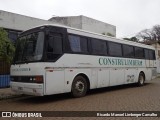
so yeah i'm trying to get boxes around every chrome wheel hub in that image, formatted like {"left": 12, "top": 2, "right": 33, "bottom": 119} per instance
{"left": 75, "top": 81, "right": 84, "bottom": 93}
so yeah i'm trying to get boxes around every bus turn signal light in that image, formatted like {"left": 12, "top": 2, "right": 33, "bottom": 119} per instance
{"left": 35, "top": 76, "right": 43, "bottom": 83}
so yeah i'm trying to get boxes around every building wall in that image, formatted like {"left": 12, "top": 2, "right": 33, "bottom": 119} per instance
{"left": 49, "top": 16, "right": 82, "bottom": 29}
{"left": 0, "top": 10, "right": 51, "bottom": 31}
{"left": 82, "top": 16, "right": 116, "bottom": 36}
{"left": 49, "top": 15, "right": 116, "bottom": 36}
{"left": 0, "top": 10, "right": 53, "bottom": 43}
{"left": 0, "top": 10, "right": 116, "bottom": 37}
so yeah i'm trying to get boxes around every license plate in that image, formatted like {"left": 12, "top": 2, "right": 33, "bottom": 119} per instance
{"left": 18, "top": 87, "right": 23, "bottom": 90}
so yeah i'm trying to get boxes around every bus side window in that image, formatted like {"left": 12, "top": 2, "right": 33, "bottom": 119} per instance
{"left": 91, "top": 38, "right": 107, "bottom": 55}
{"left": 108, "top": 42, "right": 122, "bottom": 57}
{"left": 123, "top": 44, "right": 134, "bottom": 58}
{"left": 135, "top": 47, "right": 144, "bottom": 59}
{"left": 68, "top": 35, "right": 88, "bottom": 54}
{"left": 47, "top": 33, "right": 62, "bottom": 60}
{"left": 69, "top": 35, "right": 81, "bottom": 52}
{"left": 144, "top": 49, "right": 149, "bottom": 60}
{"left": 149, "top": 50, "right": 156, "bottom": 60}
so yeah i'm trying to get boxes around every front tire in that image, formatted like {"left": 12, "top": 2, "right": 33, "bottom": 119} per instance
{"left": 71, "top": 76, "right": 88, "bottom": 97}
{"left": 137, "top": 73, "right": 145, "bottom": 86}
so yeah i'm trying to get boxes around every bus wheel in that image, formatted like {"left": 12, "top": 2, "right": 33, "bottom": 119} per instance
{"left": 71, "top": 76, "right": 87, "bottom": 97}
{"left": 137, "top": 73, "right": 145, "bottom": 86}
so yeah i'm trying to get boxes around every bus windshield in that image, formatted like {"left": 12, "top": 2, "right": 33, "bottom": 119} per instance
{"left": 14, "top": 31, "right": 44, "bottom": 63}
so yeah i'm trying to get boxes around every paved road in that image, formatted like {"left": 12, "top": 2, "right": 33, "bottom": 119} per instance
{"left": 0, "top": 77, "right": 160, "bottom": 120}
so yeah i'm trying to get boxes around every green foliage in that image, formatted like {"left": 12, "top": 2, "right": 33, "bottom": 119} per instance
{"left": 130, "top": 37, "right": 139, "bottom": 42}
{"left": 102, "top": 32, "right": 115, "bottom": 37}
{"left": 102, "top": 32, "right": 106, "bottom": 35}
{"left": 0, "top": 28, "right": 15, "bottom": 64}
{"left": 123, "top": 37, "right": 139, "bottom": 42}
{"left": 106, "top": 33, "right": 115, "bottom": 37}
{"left": 123, "top": 38, "right": 131, "bottom": 40}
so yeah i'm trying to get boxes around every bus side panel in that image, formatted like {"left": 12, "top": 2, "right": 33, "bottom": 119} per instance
{"left": 97, "top": 69, "right": 109, "bottom": 88}
{"left": 91, "top": 69, "right": 98, "bottom": 89}
{"left": 144, "top": 68, "right": 152, "bottom": 81}
{"left": 109, "top": 68, "right": 125, "bottom": 86}
{"left": 64, "top": 69, "right": 75, "bottom": 93}
{"left": 45, "top": 69, "right": 65, "bottom": 95}
{"left": 136, "top": 68, "right": 152, "bottom": 82}
{"left": 64, "top": 68, "right": 92, "bottom": 92}
{"left": 124, "top": 69, "right": 137, "bottom": 84}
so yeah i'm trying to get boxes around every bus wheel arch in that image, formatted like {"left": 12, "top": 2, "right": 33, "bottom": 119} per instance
{"left": 137, "top": 71, "right": 145, "bottom": 86}
{"left": 71, "top": 73, "right": 90, "bottom": 97}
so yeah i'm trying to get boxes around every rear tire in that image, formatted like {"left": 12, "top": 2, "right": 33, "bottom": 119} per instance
{"left": 71, "top": 76, "right": 88, "bottom": 97}
{"left": 137, "top": 73, "right": 145, "bottom": 86}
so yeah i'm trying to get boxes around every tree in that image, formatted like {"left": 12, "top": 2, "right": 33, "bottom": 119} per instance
{"left": 136, "top": 25, "right": 160, "bottom": 43}
{"left": 0, "top": 28, "right": 15, "bottom": 64}
{"left": 123, "top": 38, "right": 130, "bottom": 40}
{"left": 152, "top": 25, "right": 160, "bottom": 41}
{"left": 130, "top": 37, "right": 139, "bottom": 42}
{"left": 123, "top": 37, "right": 139, "bottom": 42}
{"left": 102, "top": 32, "right": 115, "bottom": 37}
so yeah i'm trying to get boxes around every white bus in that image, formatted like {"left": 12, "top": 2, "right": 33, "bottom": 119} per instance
{"left": 10, "top": 24, "right": 157, "bottom": 97}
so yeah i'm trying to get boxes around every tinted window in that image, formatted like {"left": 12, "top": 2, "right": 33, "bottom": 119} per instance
{"left": 108, "top": 42, "right": 122, "bottom": 57}
{"left": 135, "top": 47, "right": 144, "bottom": 58}
{"left": 8, "top": 31, "right": 18, "bottom": 43}
{"left": 69, "top": 35, "right": 88, "bottom": 53}
{"left": 47, "top": 33, "right": 62, "bottom": 60}
{"left": 144, "top": 49, "right": 149, "bottom": 59}
{"left": 123, "top": 45, "right": 134, "bottom": 57}
{"left": 80, "top": 37, "right": 88, "bottom": 53}
{"left": 149, "top": 50, "right": 156, "bottom": 60}
{"left": 69, "top": 35, "right": 81, "bottom": 52}
{"left": 15, "top": 32, "right": 44, "bottom": 63}
{"left": 91, "top": 39, "right": 107, "bottom": 55}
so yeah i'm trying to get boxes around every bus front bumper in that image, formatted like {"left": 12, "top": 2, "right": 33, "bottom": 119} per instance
{"left": 10, "top": 82, "right": 44, "bottom": 96}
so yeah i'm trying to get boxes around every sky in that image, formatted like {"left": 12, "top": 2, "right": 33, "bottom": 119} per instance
{"left": 0, "top": 0, "right": 160, "bottom": 38}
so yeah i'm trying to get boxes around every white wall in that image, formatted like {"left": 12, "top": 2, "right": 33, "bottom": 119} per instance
{"left": 49, "top": 15, "right": 116, "bottom": 36}
{"left": 82, "top": 16, "right": 116, "bottom": 36}
{"left": 49, "top": 16, "right": 82, "bottom": 29}
{"left": 0, "top": 10, "right": 116, "bottom": 36}
{"left": 0, "top": 10, "right": 51, "bottom": 31}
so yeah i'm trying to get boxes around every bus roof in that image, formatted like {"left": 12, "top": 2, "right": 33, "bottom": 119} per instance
{"left": 24, "top": 24, "right": 155, "bottom": 50}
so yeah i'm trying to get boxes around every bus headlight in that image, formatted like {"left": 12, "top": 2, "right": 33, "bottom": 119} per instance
{"left": 30, "top": 77, "right": 33, "bottom": 81}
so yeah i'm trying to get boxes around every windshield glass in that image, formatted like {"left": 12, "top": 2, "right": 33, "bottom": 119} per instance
{"left": 15, "top": 31, "right": 44, "bottom": 63}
